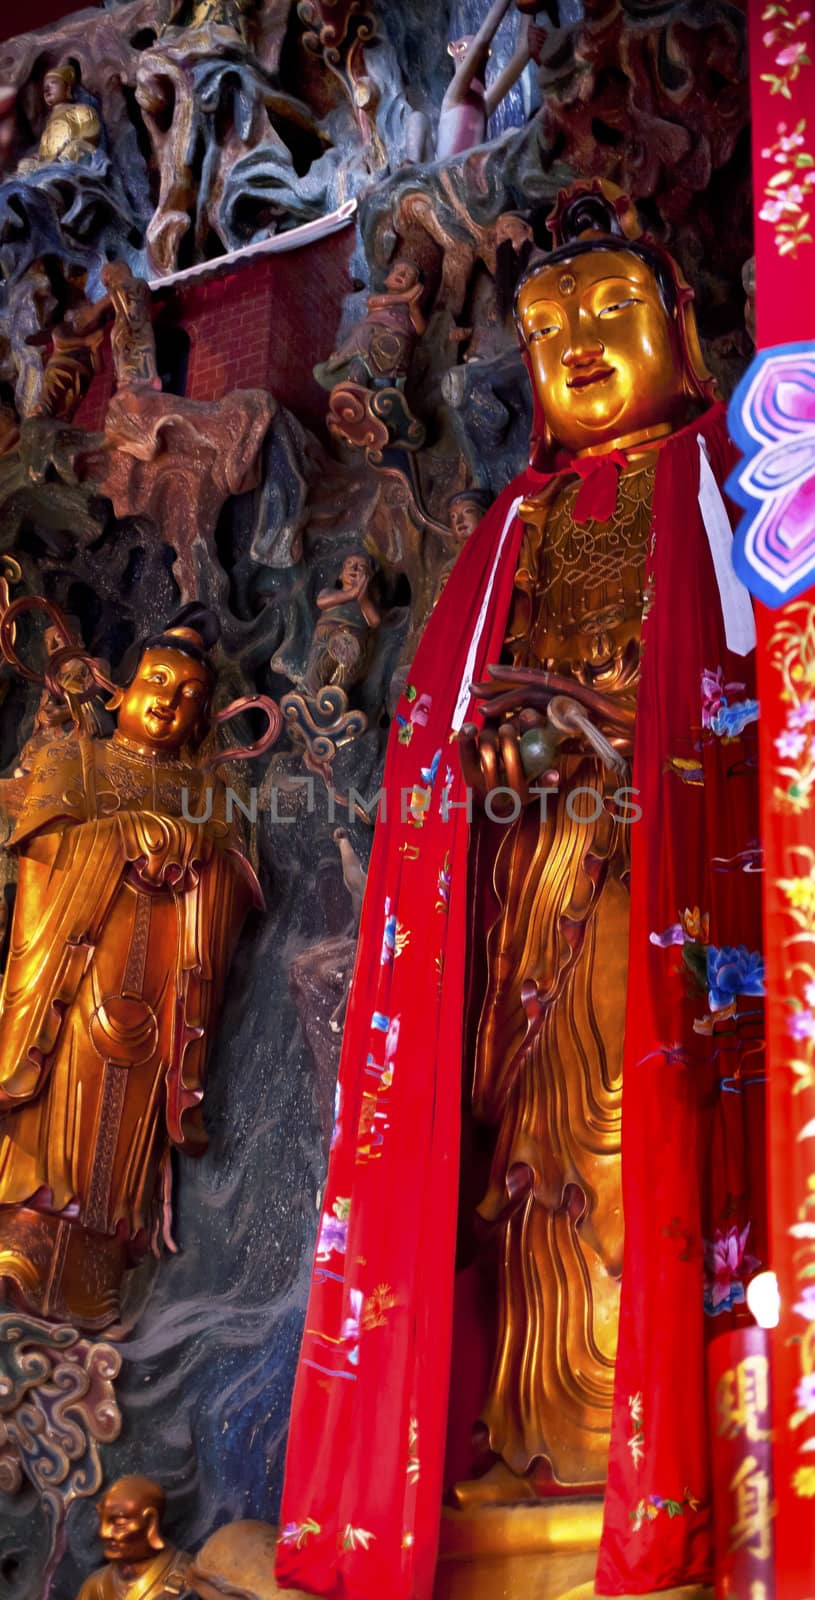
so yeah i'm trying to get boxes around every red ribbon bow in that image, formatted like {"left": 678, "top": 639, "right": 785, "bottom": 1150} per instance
{"left": 571, "top": 448, "right": 628, "bottom": 525}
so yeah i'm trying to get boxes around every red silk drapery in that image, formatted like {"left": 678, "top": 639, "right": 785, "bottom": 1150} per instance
{"left": 277, "top": 405, "right": 763, "bottom": 1599}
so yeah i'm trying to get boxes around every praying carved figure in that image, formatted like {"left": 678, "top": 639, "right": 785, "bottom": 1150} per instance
{"left": 0, "top": 603, "right": 275, "bottom": 1331}
{"left": 73, "top": 264, "right": 160, "bottom": 393}
{"left": 304, "top": 552, "right": 382, "bottom": 694}
{"left": 316, "top": 262, "right": 426, "bottom": 391}
{"left": 77, "top": 1476, "right": 192, "bottom": 1600}
{"left": 17, "top": 65, "right": 101, "bottom": 175}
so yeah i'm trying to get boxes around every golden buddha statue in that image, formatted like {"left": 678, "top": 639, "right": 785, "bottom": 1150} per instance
{"left": 77, "top": 1476, "right": 192, "bottom": 1600}
{"left": 454, "top": 183, "right": 716, "bottom": 1502}
{"left": 0, "top": 604, "right": 271, "bottom": 1332}
{"left": 17, "top": 64, "right": 101, "bottom": 174}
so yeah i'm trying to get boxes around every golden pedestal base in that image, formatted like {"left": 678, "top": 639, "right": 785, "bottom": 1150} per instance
{"left": 191, "top": 1511, "right": 713, "bottom": 1600}
{"left": 435, "top": 1501, "right": 713, "bottom": 1600}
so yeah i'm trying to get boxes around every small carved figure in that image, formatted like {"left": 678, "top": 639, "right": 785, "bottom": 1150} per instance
{"left": 73, "top": 263, "right": 160, "bottom": 393}
{"left": 333, "top": 826, "right": 367, "bottom": 927}
{"left": 448, "top": 488, "right": 491, "bottom": 544}
{"left": 77, "top": 1477, "right": 192, "bottom": 1600}
{"left": 28, "top": 313, "right": 106, "bottom": 423}
{"left": 448, "top": 211, "right": 535, "bottom": 364}
{"left": 162, "top": 0, "right": 253, "bottom": 40}
{"left": 433, "top": 488, "right": 491, "bottom": 606}
{"left": 17, "top": 65, "right": 101, "bottom": 175}
{"left": 14, "top": 618, "right": 109, "bottom": 776}
{"left": 304, "top": 552, "right": 381, "bottom": 694}
{"left": 436, "top": 0, "right": 538, "bottom": 159}
{"left": 316, "top": 262, "right": 426, "bottom": 391}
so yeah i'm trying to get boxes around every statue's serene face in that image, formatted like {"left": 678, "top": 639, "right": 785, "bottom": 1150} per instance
{"left": 43, "top": 74, "right": 70, "bottom": 109}
{"left": 449, "top": 498, "right": 483, "bottom": 542}
{"left": 98, "top": 1489, "right": 158, "bottom": 1564}
{"left": 117, "top": 646, "right": 210, "bottom": 755}
{"left": 517, "top": 247, "right": 688, "bottom": 454}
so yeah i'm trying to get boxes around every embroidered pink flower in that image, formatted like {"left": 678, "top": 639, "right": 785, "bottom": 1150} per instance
{"left": 789, "top": 1009, "right": 815, "bottom": 1040}
{"left": 793, "top": 1285, "right": 815, "bottom": 1321}
{"left": 703, "top": 1223, "right": 759, "bottom": 1315}
{"left": 777, "top": 728, "right": 808, "bottom": 758}
{"left": 789, "top": 700, "right": 815, "bottom": 729}
{"left": 777, "top": 40, "right": 809, "bottom": 67}
{"left": 760, "top": 199, "right": 789, "bottom": 224}
{"left": 796, "top": 1373, "right": 815, "bottom": 1414}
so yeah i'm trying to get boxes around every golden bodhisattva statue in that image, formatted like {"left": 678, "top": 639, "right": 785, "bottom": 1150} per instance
{"left": 77, "top": 1477, "right": 192, "bottom": 1600}
{"left": 455, "top": 183, "right": 717, "bottom": 1500}
{"left": 18, "top": 64, "right": 101, "bottom": 174}
{"left": 0, "top": 602, "right": 278, "bottom": 1331}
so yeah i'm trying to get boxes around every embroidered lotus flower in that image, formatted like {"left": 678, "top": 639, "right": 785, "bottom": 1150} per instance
{"left": 704, "top": 1223, "right": 759, "bottom": 1315}
{"left": 701, "top": 667, "right": 758, "bottom": 739}
{"left": 706, "top": 945, "right": 766, "bottom": 1011}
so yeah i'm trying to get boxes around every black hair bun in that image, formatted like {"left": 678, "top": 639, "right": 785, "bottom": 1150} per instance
{"left": 164, "top": 603, "right": 220, "bottom": 650}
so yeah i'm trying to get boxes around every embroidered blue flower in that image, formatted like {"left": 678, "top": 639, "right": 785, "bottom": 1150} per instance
{"left": 706, "top": 945, "right": 766, "bottom": 1012}
{"left": 709, "top": 699, "right": 760, "bottom": 738}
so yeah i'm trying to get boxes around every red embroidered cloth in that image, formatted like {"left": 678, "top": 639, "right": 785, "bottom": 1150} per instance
{"left": 277, "top": 404, "right": 763, "bottom": 1599}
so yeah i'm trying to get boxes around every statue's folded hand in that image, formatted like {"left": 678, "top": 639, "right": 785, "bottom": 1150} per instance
{"left": 459, "top": 709, "right": 559, "bottom": 812}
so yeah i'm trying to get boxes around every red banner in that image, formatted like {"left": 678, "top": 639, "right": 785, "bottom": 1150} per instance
{"left": 738, "top": 4, "right": 815, "bottom": 1594}
{"left": 708, "top": 1327, "right": 775, "bottom": 1599}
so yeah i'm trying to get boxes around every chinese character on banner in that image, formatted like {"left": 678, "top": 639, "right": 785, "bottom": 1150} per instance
{"left": 716, "top": 1354, "right": 772, "bottom": 1444}
{"left": 709, "top": 1328, "right": 775, "bottom": 1599}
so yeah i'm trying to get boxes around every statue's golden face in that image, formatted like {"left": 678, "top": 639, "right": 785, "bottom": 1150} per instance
{"left": 517, "top": 248, "right": 688, "bottom": 454}
{"left": 98, "top": 1489, "right": 159, "bottom": 1564}
{"left": 117, "top": 646, "right": 210, "bottom": 754}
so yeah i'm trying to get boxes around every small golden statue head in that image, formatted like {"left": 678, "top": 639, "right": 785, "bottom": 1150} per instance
{"left": 110, "top": 603, "right": 219, "bottom": 758}
{"left": 42, "top": 63, "right": 77, "bottom": 109}
{"left": 97, "top": 1476, "right": 168, "bottom": 1566}
{"left": 514, "top": 178, "right": 715, "bottom": 463}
